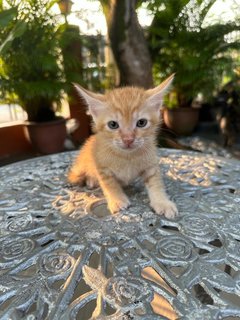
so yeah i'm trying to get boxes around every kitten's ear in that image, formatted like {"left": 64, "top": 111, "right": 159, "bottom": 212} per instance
{"left": 73, "top": 83, "right": 106, "bottom": 121}
{"left": 145, "top": 74, "right": 175, "bottom": 109}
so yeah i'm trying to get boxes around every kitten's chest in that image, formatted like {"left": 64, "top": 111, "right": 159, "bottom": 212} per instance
{"left": 111, "top": 156, "right": 146, "bottom": 185}
{"left": 117, "top": 164, "right": 138, "bottom": 185}
{"left": 95, "top": 142, "right": 157, "bottom": 185}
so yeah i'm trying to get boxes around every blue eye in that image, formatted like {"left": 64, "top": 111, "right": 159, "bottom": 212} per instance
{"left": 107, "top": 121, "right": 119, "bottom": 129}
{"left": 136, "top": 119, "right": 148, "bottom": 128}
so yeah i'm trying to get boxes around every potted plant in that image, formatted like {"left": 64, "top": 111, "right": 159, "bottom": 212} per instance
{"left": 0, "top": 0, "right": 67, "bottom": 154}
{"left": 147, "top": 0, "right": 240, "bottom": 135}
{"left": 162, "top": 90, "right": 200, "bottom": 136}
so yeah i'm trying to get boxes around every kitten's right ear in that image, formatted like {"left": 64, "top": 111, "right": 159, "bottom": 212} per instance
{"left": 145, "top": 74, "right": 175, "bottom": 110}
{"left": 73, "top": 83, "right": 106, "bottom": 121}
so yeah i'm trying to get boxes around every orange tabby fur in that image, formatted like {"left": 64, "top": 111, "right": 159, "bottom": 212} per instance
{"left": 68, "top": 75, "right": 178, "bottom": 218}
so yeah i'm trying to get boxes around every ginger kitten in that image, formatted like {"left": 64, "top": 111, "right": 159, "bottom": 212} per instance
{"left": 68, "top": 74, "right": 178, "bottom": 219}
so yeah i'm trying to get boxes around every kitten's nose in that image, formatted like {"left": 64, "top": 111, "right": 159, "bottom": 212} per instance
{"left": 122, "top": 136, "right": 135, "bottom": 147}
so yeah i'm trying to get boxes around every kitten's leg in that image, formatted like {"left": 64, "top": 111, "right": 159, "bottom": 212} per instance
{"left": 68, "top": 165, "right": 86, "bottom": 185}
{"left": 86, "top": 176, "right": 99, "bottom": 189}
{"left": 68, "top": 153, "right": 87, "bottom": 186}
{"left": 68, "top": 165, "right": 98, "bottom": 189}
{"left": 98, "top": 169, "right": 130, "bottom": 214}
{"left": 143, "top": 166, "right": 178, "bottom": 219}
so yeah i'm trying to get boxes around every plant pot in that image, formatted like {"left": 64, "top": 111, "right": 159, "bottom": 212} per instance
{"left": 163, "top": 107, "right": 199, "bottom": 136}
{"left": 24, "top": 117, "right": 67, "bottom": 154}
{"left": 68, "top": 88, "right": 92, "bottom": 145}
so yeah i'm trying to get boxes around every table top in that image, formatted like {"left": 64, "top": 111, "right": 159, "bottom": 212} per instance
{"left": 0, "top": 149, "right": 240, "bottom": 320}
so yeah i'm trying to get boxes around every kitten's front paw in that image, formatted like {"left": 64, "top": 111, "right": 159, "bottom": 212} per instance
{"left": 68, "top": 171, "right": 78, "bottom": 184}
{"left": 108, "top": 195, "right": 130, "bottom": 214}
{"left": 151, "top": 199, "right": 178, "bottom": 219}
{"left": 68, "top": 170, "right": 84, "bottom": 185}
{"left": 86, "top": 176, "right": 99, "bottom": 189}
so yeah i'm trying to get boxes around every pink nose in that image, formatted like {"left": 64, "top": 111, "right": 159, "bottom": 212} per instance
{"left": 122, "top": 137, "right": 134, "bottom": 147}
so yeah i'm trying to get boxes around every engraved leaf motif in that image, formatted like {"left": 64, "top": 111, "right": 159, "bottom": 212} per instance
{"left": 82, "top": 265, "right": 108, "bottom": 291}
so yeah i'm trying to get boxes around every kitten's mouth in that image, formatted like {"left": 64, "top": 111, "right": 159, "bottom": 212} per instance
{"left": 119, "top": 142, "right": 143, "bottom": 151}
{"left": 121, "top": 145, "right": 136, "bottom": 150}
{"left": 114, "top": 143, "right": 136, "bottom": 151}
{"left": 114, "top": 140, "right": 143, "bottom": 151}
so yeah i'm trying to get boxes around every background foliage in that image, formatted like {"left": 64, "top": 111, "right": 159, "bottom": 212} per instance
{"left": 0, "top": 0, "right": 67, "bottom": 121}
{"left": 0, "top": 0, "right": 239, "bottom": 119}
{"left": 146, "top": 0, "right": 240, "bottom": 107}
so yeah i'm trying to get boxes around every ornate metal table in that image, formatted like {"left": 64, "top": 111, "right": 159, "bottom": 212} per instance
{"left": 0, "top": 149, "right": 240, "bottom": 320}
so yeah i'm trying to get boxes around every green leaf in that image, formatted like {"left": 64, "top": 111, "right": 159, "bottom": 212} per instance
{"left": 0, "top": 21, "right": 27, "bottom": 54}
{"left": 0, "top": 7, "right": 18, "bottom": 27}
{"left": 46, "top": 0, "right": 59, "bottom": 11}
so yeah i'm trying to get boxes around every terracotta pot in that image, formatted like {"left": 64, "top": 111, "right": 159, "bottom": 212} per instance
{"left": 68, "top": 88, "right": 92, "bottom": 145}
{"left": 163, "top": 107, "right": 199, "bottom": 136}
{"left": 24, "top": 118, "right": 67, "bottom": 154}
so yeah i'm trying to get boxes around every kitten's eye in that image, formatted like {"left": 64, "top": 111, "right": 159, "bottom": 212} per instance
{"left": 136, "top": 118, "right": 148, "bottom": 128}
{"left": 107, "top": 120, "right": 119, "bottom": 129}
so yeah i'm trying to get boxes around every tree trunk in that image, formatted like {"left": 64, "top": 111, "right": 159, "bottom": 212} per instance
{"left": 101, "top": 0, "right": 153, "bottom": 89}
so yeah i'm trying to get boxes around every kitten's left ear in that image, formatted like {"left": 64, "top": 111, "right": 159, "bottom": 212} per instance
{"left": 145, "top": 73, "right": 175, "bottom": 109}
{"left": 73, "top": 83, "right": 106, "bottom": 121}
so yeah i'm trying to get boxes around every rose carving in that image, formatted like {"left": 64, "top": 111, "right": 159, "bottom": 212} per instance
{"left": 0, "top": 236, "right": 35, "bottom": 261}
{"left": 157, "top": 235, "right": 193, "bottom": 261}
{"left": 103, "top": 276, "right": 153, "bottom": 308}
{"left": 82, "top": 265, "right": 153, "bottom": 309}
{"left": 179, "top": 215, "right": 218, "bottom": 242}
{"left": 39, "top": 252, "right": 75, "bottom": 276}
{"left": 6, "top": 214, "right": 32, "bottom": 232}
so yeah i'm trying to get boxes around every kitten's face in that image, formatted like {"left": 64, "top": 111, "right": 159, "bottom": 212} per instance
{"left": 94, "top": 88, "right": 160, "bottom": 151}
{"left": 74, "top": 74, "right": 174, "bottom": 152}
